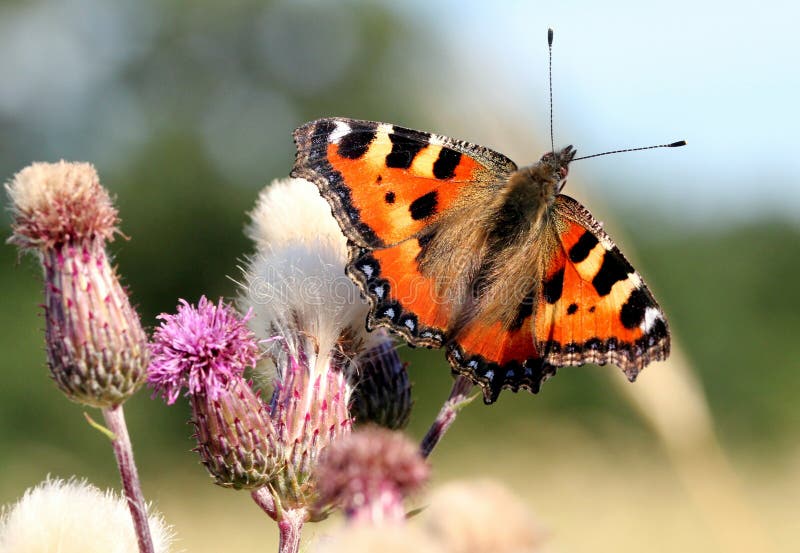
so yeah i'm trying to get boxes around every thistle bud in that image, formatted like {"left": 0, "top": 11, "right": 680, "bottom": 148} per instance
{"left": 191, "top": 377, "right": 278, "bottom": 490}
{"left": 351, "top": 330, "right": 412, "bottom": 430}
{"left": 314, "top": 427, "right": 429, "bottom": 524}
{"left": 6, "top": 161, "right": 148, "bottom": 407}
{"left": 148, "top": 297, "right": 277, "bottom": 489}
{"left": 266, "top": 351, "right": 352, "bottom": 511}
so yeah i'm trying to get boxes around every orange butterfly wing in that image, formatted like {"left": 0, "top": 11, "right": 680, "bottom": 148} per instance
{"left": 534, "top": 195, "right": 670, "bottom": 377}
{"left": 293, "top": 118, "right": 515, "bottom": 247}
{"left": 446, "top": 195, "right": 669, "bottom": 403}
{"left": 446, "top": 318, "right": 557, "bottom": 403}
{"left": 292, "top": 118, "right": 515, "bottom": 347}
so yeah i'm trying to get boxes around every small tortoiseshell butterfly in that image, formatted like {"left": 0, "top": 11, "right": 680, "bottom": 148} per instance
{"left": 290, "top": 73, "right": 685, "bottom": 404}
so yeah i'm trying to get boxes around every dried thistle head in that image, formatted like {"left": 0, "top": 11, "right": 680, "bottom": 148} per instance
{"left": 6, "top": 161, "right": 118, "bottom": 251}
{"left": 313, "top": 525, "right": 445, "bottom": 553}
{"left": 6, "top": 161, "right": 148, "bottom": 407}
{"left": 0, "top": 477, "right": 174, "bottom": 553}
{"left": 422, "top": 479, "right": 544, "bottom": 553}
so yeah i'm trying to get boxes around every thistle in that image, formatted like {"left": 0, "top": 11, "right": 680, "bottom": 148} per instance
{"left": 6, "top": 161, "right": 155, "bottom": 552}
{"left": 6, "top": 161, "right": 148, "bottom": 407}
{"left": 148, "top": 297, "right": 278, "bottom": 490}
{"left": 422, "top": 479, "right": 544, "bottom": 553}
{"left": 242, "top": 178, "right": 395, "bottom": 548}
{"left": 314, "top": 427, "right": 429, "bottom": 524}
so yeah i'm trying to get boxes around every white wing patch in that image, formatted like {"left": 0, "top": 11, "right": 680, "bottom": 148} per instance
{"left": 641, "top": 306, "right": 662, "bottom": 333}
{"left": 329, "top": 120, "right": 352, "bottom": 144}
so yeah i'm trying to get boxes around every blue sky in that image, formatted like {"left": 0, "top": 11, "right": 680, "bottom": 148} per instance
{"left": 393, "top": 0, "right": 800, "bottom": 226}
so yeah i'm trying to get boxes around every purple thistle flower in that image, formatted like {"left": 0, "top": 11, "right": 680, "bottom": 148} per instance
{"left": 148, "top": 297, "right": 260, "bottom": 404}
{"left": 149, "top": 297, "right": 277, "bottom": 489}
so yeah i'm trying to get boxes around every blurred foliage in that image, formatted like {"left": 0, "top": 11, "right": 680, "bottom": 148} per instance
{"left": 0, "top": 0, "right": 798, "bottom": 508}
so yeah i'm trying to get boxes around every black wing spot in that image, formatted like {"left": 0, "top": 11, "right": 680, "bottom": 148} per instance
{"left": 432, "top": 148, "right": 462, "bottom": 179}
{"left": 620, "top": 288, "right": 653, "bottom": 329}
{"left": 567, "top": 303, "right": 578, "bottom": 315}
{"left": 409, "top": 191, "right": 438, "bottom": 220}
{"left": 543, "top": 268, "right": 564, "bottom": 304}
{"left": 592, "top": 250, "right": 634, "bottom": 296}
{"left": 338, "top": 129, "right": 376, "bottom": 159}
{"left": 384, "top": 191, "right": 396, "bottom": 204}
{"left": 385, "top": 129, "right": 428, "bottom": 169}
{"left": 569, "top": 231, "right": 599, "bottom": 263}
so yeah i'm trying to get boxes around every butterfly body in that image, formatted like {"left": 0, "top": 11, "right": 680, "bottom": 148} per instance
{"left": 292, "top": 118, "right": 669, "bottom": 402}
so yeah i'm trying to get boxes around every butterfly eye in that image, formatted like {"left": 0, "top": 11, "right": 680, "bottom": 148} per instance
{"left": 559, "top": 166, "right": 569, "bottom": 180}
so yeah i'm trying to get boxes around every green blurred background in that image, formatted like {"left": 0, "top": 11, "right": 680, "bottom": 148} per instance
{"left": 1, "top": 1, "right": 798, "bottom": 552}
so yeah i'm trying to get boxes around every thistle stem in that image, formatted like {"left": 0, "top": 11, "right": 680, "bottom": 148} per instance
{"left": 277, "top": 508, "right": 306, "bottom": 553}
{"left": 420, "top": 375, "right": 475, "bottom": 458}
{"left": 102, "top": 405, "right": 154, "bottom": 553}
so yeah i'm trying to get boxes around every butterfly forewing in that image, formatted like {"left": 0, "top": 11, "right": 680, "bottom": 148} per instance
{"left": 292, "top": 118, "right": 515, "bottom": 248}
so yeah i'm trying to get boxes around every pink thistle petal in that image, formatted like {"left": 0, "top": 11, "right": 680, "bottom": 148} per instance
{"left": 148, "top": 297, "right": 260, "bottom": 404}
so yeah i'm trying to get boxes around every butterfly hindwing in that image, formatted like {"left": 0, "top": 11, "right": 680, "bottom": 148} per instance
{"left": 348, "top": 240, "right": 449, "bottom": 348}
{"left": 446, "top": 319, "right": 557, "bottom": 403}
{"left": 534, "top": 194, "right": 670, "bottom": 379}
{"left": 443, "top": 194, "right": 669, "bottom": 403}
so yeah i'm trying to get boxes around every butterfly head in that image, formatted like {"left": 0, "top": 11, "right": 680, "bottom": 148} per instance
{"left": 539, "top": 145, "right": 576, "bottom": 193}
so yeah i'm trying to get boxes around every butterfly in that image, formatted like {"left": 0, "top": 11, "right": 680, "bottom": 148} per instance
{"left": 291, "top": 118, "right": 670, "bottom": 403}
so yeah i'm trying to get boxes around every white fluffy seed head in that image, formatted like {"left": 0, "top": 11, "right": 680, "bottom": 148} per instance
{"left": 0, "top": 478, "right": 174, "bottom": 553}
{"left": 246, "top": 177, "right": 346, "bottom": 255}
{"left": 241, "top": 178, "right": 378, "bottom": 382}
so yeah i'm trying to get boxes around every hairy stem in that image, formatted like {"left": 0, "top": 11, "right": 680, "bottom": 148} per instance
{"left": 420, "top": 375, "right": 475, "bottom": 458}
{"left": 278, "top": 508, "right": 306, "bottom": 553}
{"left": 102, "top": 405, "right": 154, "bottom": 553}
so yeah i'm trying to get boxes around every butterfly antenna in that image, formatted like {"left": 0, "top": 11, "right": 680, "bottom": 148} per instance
{"left": 572, "top": 140, "right": 687, "bottom": 161}
{"left": 548, "top": 28, "right": 555, "bottom": 155}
